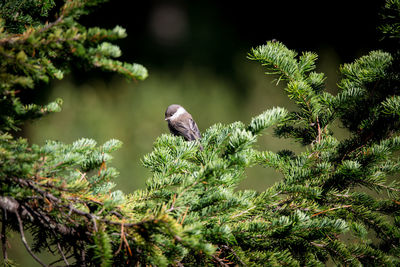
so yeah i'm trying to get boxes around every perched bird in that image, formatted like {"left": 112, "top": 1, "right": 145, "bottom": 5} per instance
{"left": 165, "top": 104, "right": 203, "bottom": 149}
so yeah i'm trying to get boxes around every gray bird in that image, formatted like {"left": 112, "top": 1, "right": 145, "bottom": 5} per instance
{"left": 165, "top": 104, "right": 203, "bottom": 149}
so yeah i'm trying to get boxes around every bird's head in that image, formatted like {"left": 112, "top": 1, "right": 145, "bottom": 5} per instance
{"left": 165, "top": 104, "right": 186, "bottom": 121}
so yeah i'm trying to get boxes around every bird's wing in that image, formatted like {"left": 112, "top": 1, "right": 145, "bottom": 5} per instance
{"left": 168, "top": 121, "right": 182, "bottom": 137}
{"left": 188, "top": 118, "right": 201, "bottom": 139}
{"left": 188, "top": 119, "right": 203, "bottom": 150}
{"left": 171, "top": 118, "right": 201, "bottom": 141}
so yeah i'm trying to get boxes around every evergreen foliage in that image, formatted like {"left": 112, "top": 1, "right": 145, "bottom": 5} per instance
{"left": 1, "top": 0, "right": 400, "bottom": 266}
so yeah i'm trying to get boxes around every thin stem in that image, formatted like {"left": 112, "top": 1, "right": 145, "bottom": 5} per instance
{"left": 311, "top": 205, "right": 352, "bottom": 218}
{"left": 15, "top": 212, "right": 47, "bottom": 267}
{"left": 56, "top": 241, "right": 70, "bottom": 266}
{"left": 220, "top": 245, "right": 247, "bottom": 266}
{"left": 212, "top": 254, "right": 229, "bottom": 267}
{"left": 48, "top": 253, "right": 74, "bottom": 266}
{"left": 230, "top": 206, "right": 256, "bottom": 219}
{"left": 1, "top": 209, "right": 7, "bottom": 262}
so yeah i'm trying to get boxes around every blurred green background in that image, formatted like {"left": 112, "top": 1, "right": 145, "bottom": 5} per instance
{"left": 8, "top": 0, "right": 385, "bottom": 265}
{"left": 25, "top": 50, "right": 345, "bottom": 193}
{"left": 23, "top": 0, "right": 381, "bottom": 193}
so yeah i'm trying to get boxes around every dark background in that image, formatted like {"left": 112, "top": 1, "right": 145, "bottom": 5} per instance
{"left": 77, "top": 0, "right": 384, "bottom": 82}
{"left": 75, "top": 0, "right": 384, "bottom": 87}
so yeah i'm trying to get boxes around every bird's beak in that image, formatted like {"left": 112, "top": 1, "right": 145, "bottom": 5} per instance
{"left": 165, "top": 117, "right": 169, "bottom": 121}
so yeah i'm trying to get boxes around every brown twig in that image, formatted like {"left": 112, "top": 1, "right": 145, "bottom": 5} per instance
{"left": 56, "top": 241, "right": 70, "bottom": 266}
{"left": 373, "top": 182, "right": 400, "bottom": 192}
{"left": 316, "top": 116, "right": 322, "bottom": 144}
{"left": 115, "top": 223, "right": 124, "bottom": 256}
{"left": 212, "top": 254, "right": 229, "bottom": 267}
{"left": 311, "top": 205, "right": 352, "bottom": 218}
{"left": 15, "top": 212, "right": 47, "bottom": 267}
{"left": 38, "top": 15, "right": 64, "bottom": 34}
{"left": 1, "top": 209, "right": 7, "bottom": 262}
{"left": 122, "top": 226, "right": 132, "bottom": 257}
{"left": 180, "top": 207, "right": 189, "bottom": 225}
{"left": 230, "top": 206, "right": 256, "bottom": 219}
{"left": 220, "top": 245, "right": 247, "bottom": 266}
{"left": 166, "top": 194, "right": 177, "bottom": 212}
{"left": 310, "top": 241, "right": 326, "bottom": 248}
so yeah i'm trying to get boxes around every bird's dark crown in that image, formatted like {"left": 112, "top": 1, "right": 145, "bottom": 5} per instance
{"left": 165, "top": 104, "right": 182, "bottom": 119}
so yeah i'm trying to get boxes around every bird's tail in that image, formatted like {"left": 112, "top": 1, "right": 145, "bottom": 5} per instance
{"left": 197, "top": 140, "right": 203, "bottom": 151}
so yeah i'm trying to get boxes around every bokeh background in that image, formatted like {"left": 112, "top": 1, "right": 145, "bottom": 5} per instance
{"left": 25, "top": 0, "right": 383, "bottom": 192}
{"left": 10, "top": 0, "right": 386, "bottom": 265}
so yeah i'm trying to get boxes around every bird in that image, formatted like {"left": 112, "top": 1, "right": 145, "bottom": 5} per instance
{"left": 164, "top": 104, "right": 203, "bottom": 149}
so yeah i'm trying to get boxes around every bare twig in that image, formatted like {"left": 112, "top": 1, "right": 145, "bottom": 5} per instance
{"left": 114, "top": 223, "right": 124, "bottom": 256}
{"left": 316, "top": 116, "right": 322, "bottom": 144}
{"left": 56, "top": 241, "right": 70, "bottom": 266}
{"left": 48, "top": 253, "right": 74, "bottom": 266}
{"left": 374, "top": 182, "right": 400, "bottom": 192}
{"left": 166, "top": 194, "right": 177, "bottom": 212}
{"left": 311, "top": 205, "right": 352, "bottom": 218}
{"left": 310, "top": 241, "right": 326, "bottom": 248}
{"left": 220, "top": 245, "right": 247, "bottom": 266}
{"left": 270, "top": 191, "right": 282, "bottom": 198}
{"left": 91, "top": 217, "right": 98, "bottom": 232}
{"left": 38, "top": 15, "right": 64, "bottom": 34}
{"left": 81, "top": 243, "right": 86, "bottom": 267}
{"left": 230, "top": 206, "right": 256, "bottom": 219}
{"left": 212, "top": 254, "right": 229, "bottom": 267}
{"left": 1, "top": 209, "right": 7, "bottom": 261}
{"left": 15, "top": 212, "right": 47, "bottom": 267}
{"left": 180, "top": 207, "right": 189, "bottom": 225}
{"left": 122, "top": 228, "right": 132, "bottom": 257}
